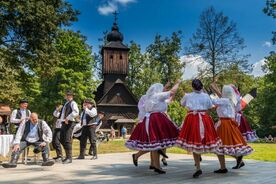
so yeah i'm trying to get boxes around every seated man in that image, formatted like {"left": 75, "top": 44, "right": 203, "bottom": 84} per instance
{"left": 2, "top": 113, "right": 54, "bottom": 168}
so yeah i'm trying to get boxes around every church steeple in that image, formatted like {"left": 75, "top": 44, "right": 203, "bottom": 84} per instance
{"left": 101, "top": 12, "right": 130, "bottom": 94}
{"left": 107, "top": 11, "right": 124, "bottom": 42}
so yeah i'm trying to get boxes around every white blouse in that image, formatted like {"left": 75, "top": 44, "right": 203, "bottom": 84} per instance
{"left": 212, "top": 98, "right": 236, "bottom": 118}
{"left": 181, "top": 92, "right": 213, "bottom": 111}
{"left": 138, "top": 95, "right": 146, "bottom": 122}
{"left": 144, "top": 91, "right": 171, "bottom": 113}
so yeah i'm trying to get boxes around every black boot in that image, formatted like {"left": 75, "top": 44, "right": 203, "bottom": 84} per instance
{"left": 232, "top": 156, "right": 244, "bottom": 169}
{"left": 2, "top": 152, "right": 19, "bottom": 168}
{"left": 62, "top": 149, "right": 72, "bottom": 164}
{"left": 42, "top": 153, "right": 55, "bottom": 166}
{"left": 76, "top": 148, "right": 85, "bottom": 159}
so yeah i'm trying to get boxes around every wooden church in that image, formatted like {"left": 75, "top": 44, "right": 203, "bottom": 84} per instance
{"left": 95, "top": 15, "right": 138, "bottom": 136}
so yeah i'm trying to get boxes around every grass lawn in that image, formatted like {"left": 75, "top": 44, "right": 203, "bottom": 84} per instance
{"left": 2, "top": 140, "right": 276, "bottom": 162}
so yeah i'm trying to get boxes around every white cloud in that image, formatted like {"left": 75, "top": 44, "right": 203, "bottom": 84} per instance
{"left": 98, "top": 0, "right": 136, "bottom": 15}
{"left": 251, "top": 59, "right": 267, "bottom": 77}
{"left": 115, "top": 0, "right": 136, "bottom": 5}
{"left": 98, "top": 2, "right": 118, "bottom": 15}
{"left": 180, "top": 55, "right": 209, "bottom": 80}
{"left": 263, "top": 41, "right": 272, "bottom": 48}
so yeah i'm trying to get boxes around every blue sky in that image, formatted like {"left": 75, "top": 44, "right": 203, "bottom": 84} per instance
{"left": 67, "top": 0, "right": 275, "bottom": 64}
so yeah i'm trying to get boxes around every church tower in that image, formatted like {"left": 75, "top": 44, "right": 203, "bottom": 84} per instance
{"left": 101, "top": 14, "right": 130, "bottom": 93}
{"left": 95, "top": 13, "right": 138, "bottom": 135}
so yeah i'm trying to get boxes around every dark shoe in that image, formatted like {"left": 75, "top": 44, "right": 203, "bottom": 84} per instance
{"left": 149, "top": 165, "right": 155, "bottom": 170}
{"left": 153, "top": 167, "right": 166, "bottom": 174}
{"left": 62, "top": 158, "right": 72, "bottom": 164}
{"left": 232, "top": 161, "right": 245, "bottom": 169}
{"left": 214, "top": 168, "right": 228, "bottom": 173}
{"left": 158, "top": 150, "right": 168, "bottom": 159}
{"left": 76, "top": 155, "right": 85, "bottom": 159}
{"left": 54, "top": 157, "right": 63, "bottom": 162}
{"left": 42, "top": 160, "right": 55, "bottom": 166}
{"left": 2, "top": 163, "right": 17, "bottom": 168}
{"left": 193, "top": 170, "right": 202, "bottom": 178}
{"left": 161, "top": 158, "right": 168, "bottom": 166}
{"left": 132, "top": 154, "right": 138, "bottom": 167}
{"left": 53, "top": 156, "right": 62, "bottom": 160}
{"left": 91, "top": 156, "right": 98, "bottom": 160}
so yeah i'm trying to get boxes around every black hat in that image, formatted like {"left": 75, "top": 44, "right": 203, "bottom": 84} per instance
{"left": 19, "top": 99, "right": 28, "bottom": 104}
{"left": 84, "top": 98, "right": 93, "bottom": 104}
{"left": 98, "top": 111, "right": 105, "bottom": 115}
{"left": 66, "top": 90, "right": 74, "bottom": 96}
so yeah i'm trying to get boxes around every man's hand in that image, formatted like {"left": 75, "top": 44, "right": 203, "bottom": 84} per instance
{"left": 12, "top": 144, "right": 20, "bottom": 152}
{"left": 20, "top": 118, "right": 25, "bottom": 123}
{"left": 64, "top": 119, "right": 69, "bottom": 124}
{"left": 39, "top": 142, "right": 46, "bottom": 147}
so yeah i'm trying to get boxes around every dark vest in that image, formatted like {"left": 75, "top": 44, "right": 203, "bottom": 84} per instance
{"left": 16, "top": 109, "right": 30, "bottom": 120}
{"left": 81, "top": 108, "right": 97, "bottom": 126}
{"left": 59, "top": 100, "right": 73, "bottom": 119}
{"left": 21, "top": 120, "right": 43, "bottom": 142}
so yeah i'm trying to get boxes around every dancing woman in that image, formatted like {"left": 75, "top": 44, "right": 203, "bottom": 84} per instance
{"left": 211, "top": 85, "right": 254, "bottom": 173}
{"left": 125, "top": 81, "right": 180, "bottom": 174}
{"left": 176, "top": 79, "right": 221, "bottom": 178}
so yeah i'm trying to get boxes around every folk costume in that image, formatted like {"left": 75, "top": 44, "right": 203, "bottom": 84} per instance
{"left": 176, "top": 91, "right": 221, "bottom": 154}
{"left": 212, "top": 86, "right": 254, "bottom": 157}
{"left": 232, "top": 86, "right": 258, "bottom": 142}
{"left": 77, "top": 105, "right": 98, "bottom": 159}
{"left": 52, "top": 115, "right": 63, "bottom": 160}
{"left": 10, "top": 100, "right": 31, "bottom": 133}
{"left": 2, "top": 119, "right": 54, "bottom": 168}
{"left": 125, "top": 83, "right": 179, "bottom": 151}
{"left": 212, "top": 85, "right": 254, "bottom": 173}
{"left": 53, "top": 95, "right": 79, "bottom": 164}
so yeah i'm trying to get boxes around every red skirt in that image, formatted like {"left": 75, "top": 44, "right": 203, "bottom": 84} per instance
{"left": 238, "top": 113, "right": 258, "bottom": 142}
{"left": 176, "top": 111, "right": 221, "bottom": 154}
{"left": 216, "top": 118, "right": 254, "bottom": 156}
{"left": 125, "top": 112, "right": 179, "bottom": 151}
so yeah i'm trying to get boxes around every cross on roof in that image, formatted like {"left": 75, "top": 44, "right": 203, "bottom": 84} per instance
{"left": 113, "top": 11, "right": 118, "bottom": 24}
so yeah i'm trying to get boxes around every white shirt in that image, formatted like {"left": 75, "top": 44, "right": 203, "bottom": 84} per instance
{"left": 81, "top": 107, "right": 97, "bottom": 126}
{"left": 144, "top": 91, "right": 171, "bottom": 113}
{"left": 181, "top": 92, "right": 213, "bottom": 110}
{"left": 13, "top": 120, "right": 52, "bottom": 145}
{"left": 53, "top": 100, "right": 79, "bottom": 121}
{"left": 212, "top": 98, "right": 236, "bottom": 118}
{"left": 10, "top": 109, "right": 31, "bottom": 124}
{"left": 26, "top": 123, "right": 39, "bottom": 143}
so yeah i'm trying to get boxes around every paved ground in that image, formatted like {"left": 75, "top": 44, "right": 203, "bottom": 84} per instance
{"left": 1, "top": 153, "right": 276, "bottom": 184}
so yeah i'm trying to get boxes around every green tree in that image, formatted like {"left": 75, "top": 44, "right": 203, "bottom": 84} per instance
{"left": 187, "top": 6, "right": 249, "bottom": 81}
{"left": 34, "top": 30, "right": 98, "bottom": 121}
{"left": 146, "top": 31, "right": 184, "bottom": 85}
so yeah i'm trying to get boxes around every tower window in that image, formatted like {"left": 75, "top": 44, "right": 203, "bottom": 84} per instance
{"left": 120, "top": 55, "right": 123, "bottom": 60}
{"left": 110, "top": 55, "right": 113, "bottom": 59}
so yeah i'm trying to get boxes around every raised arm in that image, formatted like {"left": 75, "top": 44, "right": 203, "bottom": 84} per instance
{"left": 210, "top": 82, "right": 222, "bottom": 97}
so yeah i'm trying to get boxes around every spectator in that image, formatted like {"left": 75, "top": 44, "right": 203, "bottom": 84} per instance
{"left": 121, "top": 126, "right": 127, "bottom": 139}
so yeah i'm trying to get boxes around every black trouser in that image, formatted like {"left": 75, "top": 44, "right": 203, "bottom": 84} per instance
{"left": 11, "top": 141, "right": 49, "bottom": 162}
{"left": 80, "top": 125, "right": 97, "bottom": 157}
{"left": 60, "top": 121, "right": 75, "bottom": 159}
{"left": 52, "top": 128, "right": 63, "bottom": 158}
